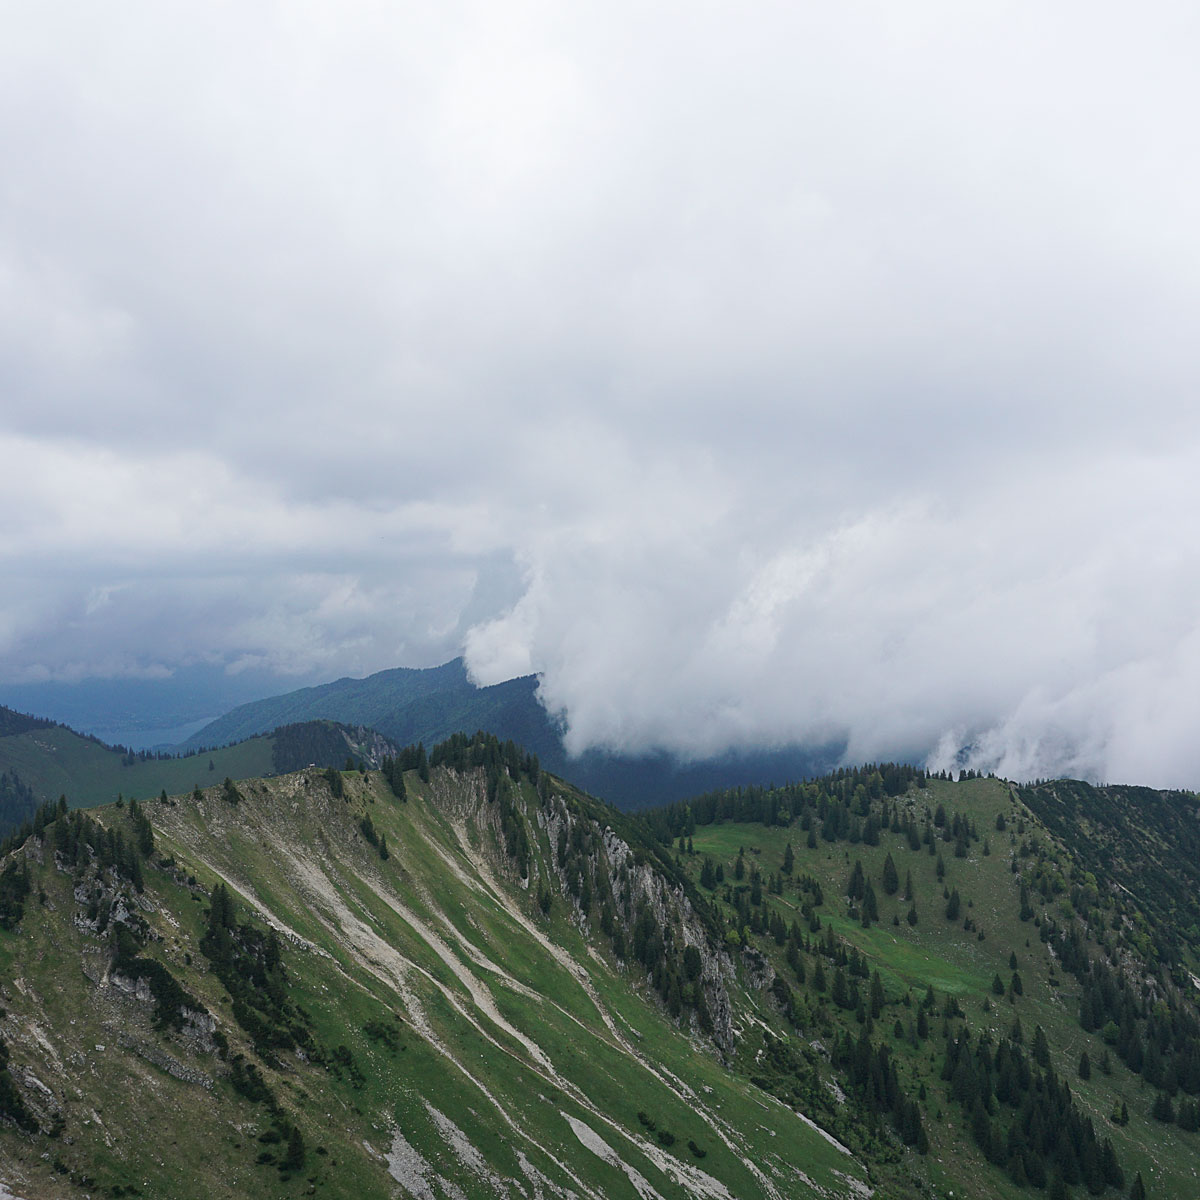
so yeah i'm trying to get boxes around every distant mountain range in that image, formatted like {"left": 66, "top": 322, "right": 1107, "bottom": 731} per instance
{"left": 181, "top": 657, "right": 843, "bottom": 810}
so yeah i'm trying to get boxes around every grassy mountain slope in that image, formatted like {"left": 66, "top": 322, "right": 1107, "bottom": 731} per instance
{"left": 3, "top": 750, "right": 1194, "bottom": 1198}
{"left": 0, "top": 751, "right": 869, "bottom": 1199}
{"left": 648, "top": 772, "right": 1199, "bottom": 1199}
{"left": 1017, "top": 779, "right": 1200, "bottom": 970}
{"left": 0, "top": 713, "right": 398, "bottom": 833}
{"left": 180, "top": 658, "right": 837, "bottom": 810}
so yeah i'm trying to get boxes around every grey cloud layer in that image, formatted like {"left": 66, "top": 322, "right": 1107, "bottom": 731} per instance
{"left": 3, "top": 3, "right": 1199, "bottom": 785}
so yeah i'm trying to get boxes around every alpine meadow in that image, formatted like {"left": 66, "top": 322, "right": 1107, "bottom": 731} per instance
{"left": 0, "top": 718, "right": 1197, "bottom": 1197}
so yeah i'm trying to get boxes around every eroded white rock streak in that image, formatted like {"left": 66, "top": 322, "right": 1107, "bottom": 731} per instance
{"left": 564, "top": 1114, "right": 665, "bottom": 1200}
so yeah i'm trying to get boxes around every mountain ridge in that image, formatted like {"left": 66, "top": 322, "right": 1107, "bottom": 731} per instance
{"left": 0, "top": 741, "right": 872, "bottom": 1198}
{"left": 179, "top": 658, "right": 841, "bottom": 810}
{"left": 0, "top": 741, "right": 1194, "bottom": 1197}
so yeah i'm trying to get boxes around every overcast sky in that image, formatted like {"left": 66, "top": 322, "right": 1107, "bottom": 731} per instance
{"left": 3, "top": 2, "right": 1200, "bottom": 786}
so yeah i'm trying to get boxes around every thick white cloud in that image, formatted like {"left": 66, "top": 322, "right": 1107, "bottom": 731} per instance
{"left": 2, "top": 2, "right": 1200, "bottom": 784}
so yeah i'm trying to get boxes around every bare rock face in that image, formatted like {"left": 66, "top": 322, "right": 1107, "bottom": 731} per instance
{"left": 109, "top": 971, "right": 154, "bottom": 1005}
{"left": 116, "top": 1032, "right": 213, "bottom": 1090}
{"left": 534, "top": 786, "right": 738, "bottom": 1055}
{"left": 741, "top": 946, "right": 775, "bottom": 991}
{"left": 181, "top": 1007, "right": 219, "bottom": 1056}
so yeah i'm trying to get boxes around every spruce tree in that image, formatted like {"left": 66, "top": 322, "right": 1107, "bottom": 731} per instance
{"left": 1032, "top": 1024, "right": 1050, "bottom": 1068}
{"left": 282, "top": 1125, "right": 306, "bottom": 1172}
{"left": 862, "top": 881, "right": 878, "bottom": 926}
{"left": 882, "top": 853, "right": 899, "bottom": 895}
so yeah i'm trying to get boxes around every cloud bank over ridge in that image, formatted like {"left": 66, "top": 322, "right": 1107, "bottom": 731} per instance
{"left": 3, "top": 3, "right": 1200, "bottom": 785}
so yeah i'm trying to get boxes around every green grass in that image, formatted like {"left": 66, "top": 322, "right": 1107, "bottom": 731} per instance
{"left": 2, "top": 766, "right": 1195, "bottom": 1199}
{"left": 684, "top": 776, "right": 1200, "bottom": 1200}
{"left": 0, "top": 725, "right": 275, "bottom": 810}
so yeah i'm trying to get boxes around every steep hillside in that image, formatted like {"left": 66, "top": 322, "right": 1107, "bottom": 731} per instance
{"left": 0, "top": 713, "right": 398, "bottom": 837}
{"left": 647, "top": 770, "right": 1200, "bottom": 1199}
{"left": 180, "top": 658, "right": 837, "bottom": 810}
{"left": 2, "top": 748, "right": 1192, "bottom": 1198}
{"left": 1016, "top": 779, "right": 1200, "bottom": 971}
{"left": 0, "top": 744, "right": 870, "bottom": 1199}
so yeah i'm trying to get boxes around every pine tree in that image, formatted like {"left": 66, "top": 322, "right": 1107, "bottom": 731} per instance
{"left": 862, "top": 881, "right": 878, "bottom": 926}
{"left": 882, "top": 853, "right": 899, "bottom": 895}
{"left": 870, "top": 971, "right": 885, "bottom": 1019}
{"left": 1032, "top": 1024, "right": 1050, "bottom": 1068}
{"left": 832, "top": 967, "right": 850, "bottom": 1009}
{"left": 282, "top": 1124, "right": 306, "bottom": 1171}
{"left": 848, "top": 860, "right": 865, "bottom": 900}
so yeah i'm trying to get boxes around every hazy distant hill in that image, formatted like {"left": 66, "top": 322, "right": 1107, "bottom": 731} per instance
{"left": 181, "top": 659, "right": 479, "bottom": 748}
{"left": 182, "top": 657, "right": 839, "bottom": 809}
{"left": 0, "top": 710, "right": 398, "bottom": 836}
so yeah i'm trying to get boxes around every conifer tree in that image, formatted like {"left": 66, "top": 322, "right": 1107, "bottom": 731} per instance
{"left": 1032, "top": 1024, "right": 1050, "bottom": 1068}
{"left": 862, "top": 880, "right": 878, "bottom": 926}
{"left": 847, "top": 860, "right": 865, "bottom": 900}
{"left": 870, "top": 971, "right": 885, "bottom": 1019}
{"left": 282, "top": 1125, "right": 306, "bottom": 1172}
{"left": 882, "top": 852, "right": 899, "bottom": 895}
